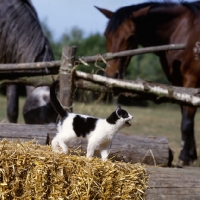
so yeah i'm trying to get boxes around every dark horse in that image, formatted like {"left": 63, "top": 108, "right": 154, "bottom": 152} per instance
{"left": 96, "top": 1, "right": 200, "bottom": 164}
{"left": 0, "top": 0, "right": 57, "bottom": 124}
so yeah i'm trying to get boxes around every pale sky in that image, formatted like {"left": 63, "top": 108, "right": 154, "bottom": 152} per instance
{"left": 30, "top": 0, "right": 148, "bottom": 40}
{"left": 31, "top": 0, "right": 195, "bottom": 41}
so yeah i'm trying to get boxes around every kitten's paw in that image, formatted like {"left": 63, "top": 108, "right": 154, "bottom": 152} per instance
{"left": 52, "top": 149, "right": 61, "bottom": 153}
{"left": 86, "top": 156, "right": 94, "bottom": 161}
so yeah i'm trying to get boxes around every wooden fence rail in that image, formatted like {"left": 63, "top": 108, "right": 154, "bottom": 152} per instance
{"left": 2, "top": 70, "right": 200, "bottom": 107}
{"left": 0, "top": 44, "right": 185, "bottom": 72}
{"left": 2, "top": 44, "right": 200, "bottom": 108}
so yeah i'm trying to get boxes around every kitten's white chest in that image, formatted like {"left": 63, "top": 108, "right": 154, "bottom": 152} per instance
{"left": 88, "top": 120, "right": 116, "bottom": 142}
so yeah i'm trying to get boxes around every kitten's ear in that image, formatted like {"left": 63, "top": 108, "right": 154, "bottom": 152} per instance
{"left": 117, "top": 105, "right": 121, "bottom": 110}
{"left": 116, "top": 105, "right": 122, "bottom": 118}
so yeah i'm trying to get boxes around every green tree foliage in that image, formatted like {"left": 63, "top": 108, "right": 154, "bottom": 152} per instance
{"left": 126, "top": 53, "right": 169, "bottom": 84}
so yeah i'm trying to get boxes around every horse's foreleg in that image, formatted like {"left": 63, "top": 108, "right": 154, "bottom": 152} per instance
{"left": 6, "top": 85, "right": 18, "bottom": 123}
{"left": 179, "top": 105, "right": 197, "bottom": 164}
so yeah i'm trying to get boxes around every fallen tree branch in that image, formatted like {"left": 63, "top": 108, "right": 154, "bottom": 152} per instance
{"left": 75, "top": 71, "right": 200, "bottom": 107}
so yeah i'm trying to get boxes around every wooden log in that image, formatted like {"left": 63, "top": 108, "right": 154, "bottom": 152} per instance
{"left": 59, "top": 46, "right": 77, "bottom": 112}
{"left": 146, "top": 166, "right": 200, "bottom": 199}
{"left": 48, "top": 132, "right": 170, "bottom": 166}
{"left": 0, "top": 123, "right": 56, "bottom": 145}
{"left": 0, "top": 123, "right": 170, "bottom": 166}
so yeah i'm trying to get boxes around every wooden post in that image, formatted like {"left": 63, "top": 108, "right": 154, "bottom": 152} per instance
{"left": 59, "top": 46, "right": 77, "bottom": 112}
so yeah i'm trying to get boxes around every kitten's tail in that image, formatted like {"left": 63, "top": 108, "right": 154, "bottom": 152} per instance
{"left": 50, "top": 80, "right": 67, "bottom": 118}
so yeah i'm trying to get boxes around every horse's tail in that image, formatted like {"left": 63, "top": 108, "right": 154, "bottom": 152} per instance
{"left": 50, "top": 80, "right": 67, "bottom": 118}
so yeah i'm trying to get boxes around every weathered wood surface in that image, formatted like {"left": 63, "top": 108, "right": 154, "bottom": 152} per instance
{"left": 59, "top": 46, "right": 77, "bottom": 112}
{"left": 146, "top": 166, "right": 200, "bottom": 200}
{"left": 0, "top": 123, "right": 170, "bottom": 166}
{"left": 0, "top": 123, "right": 56, "bottom": 145}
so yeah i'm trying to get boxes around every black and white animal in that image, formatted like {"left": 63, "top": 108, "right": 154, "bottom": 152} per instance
{"left": 0, "top": 0, "right": 57, "bottom": 124}
{"left": 50, "top": 80, "right": 133, "bottom": 160}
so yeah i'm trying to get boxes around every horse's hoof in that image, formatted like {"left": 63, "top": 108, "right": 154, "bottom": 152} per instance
{"left": 175, "top": 159, "right": 194, "bottom": 168}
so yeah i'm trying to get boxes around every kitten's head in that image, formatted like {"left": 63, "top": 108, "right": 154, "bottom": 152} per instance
{"left": 106, "top": 105, "right": 133, "bottom": 128}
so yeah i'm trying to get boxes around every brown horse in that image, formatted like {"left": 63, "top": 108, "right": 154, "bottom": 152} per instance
{"left": 96, "top": 1, "right": 200, "bottom": 165}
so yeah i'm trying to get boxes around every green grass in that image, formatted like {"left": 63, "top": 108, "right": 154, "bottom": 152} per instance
{"left": 1, "top": 94, "right": 200, "bottom": 163}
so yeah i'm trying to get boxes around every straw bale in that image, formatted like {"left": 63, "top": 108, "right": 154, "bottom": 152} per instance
{"left": 0, "top": 139, "right": 148, "bottom": 200}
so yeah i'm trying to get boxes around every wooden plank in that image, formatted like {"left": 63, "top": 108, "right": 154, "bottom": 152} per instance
{"left": 146, "top": 167, "right": 200, "bottom": 199}
{"left": 146, "top": 194, "right": 200, "bottom": 200}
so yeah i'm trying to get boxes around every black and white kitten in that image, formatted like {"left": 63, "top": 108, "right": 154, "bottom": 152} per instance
{"left": 50, "top": 80, "right": 133, "bottom": 160}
